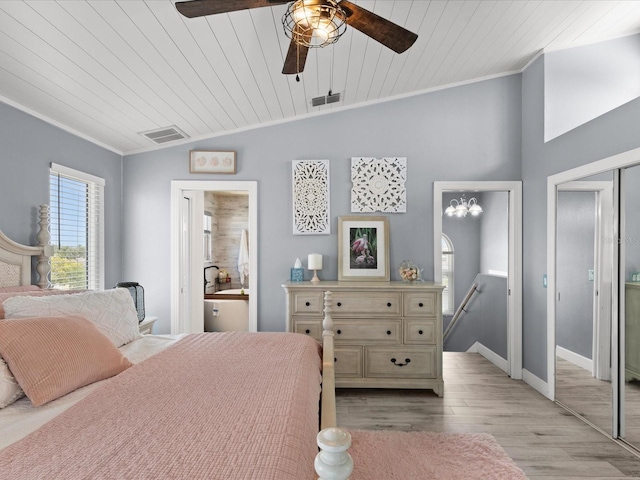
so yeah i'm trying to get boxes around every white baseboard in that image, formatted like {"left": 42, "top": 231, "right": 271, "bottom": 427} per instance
{"left": 523, "top": 368, "right": 550, "bottom": 399}
{"left": 556, "top": 346, "right": 593, "bottom": 373}
{"left": 466, "top": 341, "right": 509, "bottom": 374}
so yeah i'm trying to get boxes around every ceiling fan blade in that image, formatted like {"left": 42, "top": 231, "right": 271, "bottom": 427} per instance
{"left": 282, "top": 38, "right": 310, "bottom": 75}
{"left": 339, "top": 0, "right": 418, "bottom": 54}
{"left": 175, "top": 0, "right": 288, "bottom": 18}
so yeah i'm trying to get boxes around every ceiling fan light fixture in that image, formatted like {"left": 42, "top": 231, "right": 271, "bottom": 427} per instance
{"left": 283, "top": 0, "right": 347, "bottom": 48}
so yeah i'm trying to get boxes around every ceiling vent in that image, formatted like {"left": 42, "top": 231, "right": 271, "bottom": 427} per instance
{"left": 140, "top": 126, "right": 188, "bottom": 145}
{"left": 311, "top": 91, "right": 341, "bottom": 107}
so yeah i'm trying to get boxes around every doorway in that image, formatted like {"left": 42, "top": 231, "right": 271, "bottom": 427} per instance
{"left": 433, "top": 181, "right": 523, "bottom": 379}
{"left": 170, "top": 180, "right": 258, "bottom": 334}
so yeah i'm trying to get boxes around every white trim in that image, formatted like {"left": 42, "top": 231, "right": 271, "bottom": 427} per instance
{"left": 556, "top": 346, "right": 593, "bottom": 373}
{"left": 523, "top": 368, "right": 550, "bottom": 398}
{"left": 50, "top": 162, "right": 105, "bottom": 186}
{"left": 487, "top": 270, "right": 508, "bottom": 277}
{"left": 467, "top": 342, "right": 509, "bottom": 374}
{"left": 434, "top": 181, "right": 523, "bottom": 380}
{"left": 171, "top": 181, "right": 258, "bottom": 334}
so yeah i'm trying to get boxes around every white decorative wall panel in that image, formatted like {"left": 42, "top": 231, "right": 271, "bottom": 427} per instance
{"left": 292, "top": 160, "right": 330, "bottom": 235}
{"left": 351, "top": 157, "right": 407, "bottom": 213}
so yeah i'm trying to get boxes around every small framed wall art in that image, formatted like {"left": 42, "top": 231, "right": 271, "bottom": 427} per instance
{"left": 338, "top": 216, "right": 390, "bottom": 281}
{"left": 189, "top": 151, "right": 237, "bottom": 174}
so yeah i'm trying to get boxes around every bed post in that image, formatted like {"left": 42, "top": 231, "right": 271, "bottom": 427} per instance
{"left": 36, "top": 204, "right": 51, "bottom": 289}
{"left": 315, "top": 291, "right": 353, "bottom": 480}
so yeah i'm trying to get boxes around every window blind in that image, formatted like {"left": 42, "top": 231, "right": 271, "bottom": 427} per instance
{"left": 49, "top": 163, "right": 105, "bottom": 291}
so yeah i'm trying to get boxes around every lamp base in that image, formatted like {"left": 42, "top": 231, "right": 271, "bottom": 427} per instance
{"left": 310, "top": 270, "right": 320, "bottom": 283}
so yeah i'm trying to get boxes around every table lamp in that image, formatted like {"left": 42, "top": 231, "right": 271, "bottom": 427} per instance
{"left": 308, "top": 253, "right": 323, "bottom": 284}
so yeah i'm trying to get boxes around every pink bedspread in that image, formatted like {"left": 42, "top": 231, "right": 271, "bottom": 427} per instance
{"left": 0, "top": 332, "right": 322, "bottom": 479}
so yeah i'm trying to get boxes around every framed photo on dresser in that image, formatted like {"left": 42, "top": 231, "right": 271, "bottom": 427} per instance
{"left": 338, "top": 216, "right": 389, "bottom": 281}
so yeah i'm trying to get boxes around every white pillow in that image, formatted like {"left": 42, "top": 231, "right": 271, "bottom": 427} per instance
{"left": 0, "top": 356, "right": 24, "bottom": 408}
{"left": 4, "top": 288, "right": 141, "bottom": 348}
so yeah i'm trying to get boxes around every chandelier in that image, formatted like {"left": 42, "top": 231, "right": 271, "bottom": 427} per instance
{"left": 444, "top": 195, "right": 483, "bottom": 218}
{"left": 282, "top": 0, "right": 348, "bottom": 48}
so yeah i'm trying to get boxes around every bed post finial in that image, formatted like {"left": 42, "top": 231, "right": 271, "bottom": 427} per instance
{"left": 315, "top": 427, "right": 353, "bottom": 480}
{"left": 36, "top": 205, "right": 51, "bottom": 289}
{"left": 323, "top": 291, "right": 333, "bottom": 336}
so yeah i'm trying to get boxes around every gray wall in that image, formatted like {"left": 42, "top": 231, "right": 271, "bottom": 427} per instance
{"left": 522, "top": 54, "right": 640, "bottom": 380}
{"left": 0, "top": 102, "right": 123, "bottom": 287}
{"left": 556, "top": 191, "right": 595, "bottom": 359}
{"left": 123, "top": 75, "right": 523, "bottom": 333}
{"left": 624, "top": 165, "right": 640, "bottom": 281}
{"left": 480, "top": 191, "right": 508, "bottom": 275}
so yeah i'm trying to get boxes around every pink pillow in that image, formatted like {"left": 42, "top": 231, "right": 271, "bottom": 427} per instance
{"left": 0, "top": 315, "right": 132, "bottom": 406}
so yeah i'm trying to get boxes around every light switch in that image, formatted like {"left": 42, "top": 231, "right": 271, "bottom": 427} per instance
{"left": 543, "top": 274, "right": 547, "bottom": 288}
{"left": 588, "top": 269, "right": 594, "bottom": 281}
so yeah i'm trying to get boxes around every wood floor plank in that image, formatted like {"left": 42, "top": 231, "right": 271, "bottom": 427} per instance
{"left": 336, "top": 352, "right": 640, "bottom": 478}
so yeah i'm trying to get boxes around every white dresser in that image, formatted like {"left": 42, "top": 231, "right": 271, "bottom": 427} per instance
{"left": 282, "top": 281, "right": 444, "bottom": 397}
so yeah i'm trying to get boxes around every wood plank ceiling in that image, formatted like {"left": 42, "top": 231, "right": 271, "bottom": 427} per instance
{"left": 1, "top": 0, "right": 640, "bottom": 154}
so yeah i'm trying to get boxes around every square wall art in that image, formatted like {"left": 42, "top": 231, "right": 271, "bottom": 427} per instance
{"left": 351, "top": 157, "right": 407, "bottom": 213}
{"left": 292, "top": 160, "right": 330, "bottom": 235}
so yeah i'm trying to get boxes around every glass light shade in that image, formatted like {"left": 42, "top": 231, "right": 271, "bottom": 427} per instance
{"left": 444, "top": 204, "right": 456, "bottom": 216}
{"left": 455, "top": 203, "right": 468, "bottom": 217}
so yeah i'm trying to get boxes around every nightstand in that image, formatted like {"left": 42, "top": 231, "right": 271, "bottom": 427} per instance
{"left": 138, "top": 316, "right": 157, "bottom": 335}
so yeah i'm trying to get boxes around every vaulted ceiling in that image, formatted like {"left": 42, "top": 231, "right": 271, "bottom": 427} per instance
{"left": 1, "top": 1, "right": 640, "bottom": 155}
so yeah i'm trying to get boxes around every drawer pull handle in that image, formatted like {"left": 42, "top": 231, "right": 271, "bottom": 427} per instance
{"left": 387, "top": 302, "right": 392, "bottom": 307}
{"left": 390, "top": 358, "right": 411, "bottom": 367}
{"left": 305, "top": 302, "right": 310, "bottom": 307}
{"left": 419, "top": 302, "right": 424, "bottom": 307}
{"left": 418, "top": 330, "right": 424, "bottom": 335}
{"left": 334, "top": 358, "right": 337, "bottom": 363}
{"left": 337, "top": 302, "right": 342, "bottom": 307}
{"left": 386, "top": 330, "right": 392, "bottom": 335}
{"left": 337, "top": 329, "right": 342, "bottom": 335}
{"left": 305, "top": 329, "right": 310, "bottom": 334}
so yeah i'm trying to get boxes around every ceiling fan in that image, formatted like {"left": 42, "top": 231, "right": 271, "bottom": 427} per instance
{"left": 175, "top": 0, "right": 418, "bottom": 75}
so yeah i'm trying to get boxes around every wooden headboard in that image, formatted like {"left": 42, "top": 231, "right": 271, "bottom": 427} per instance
{"left": 0, "top": 205, "right": 52, "bottom": 289}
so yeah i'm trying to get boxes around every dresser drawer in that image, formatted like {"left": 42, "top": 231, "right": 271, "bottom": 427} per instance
{"left": 404, "top": 318, "right": 437, "bottom": 345}
{"left": 292, "top": 292, "right": 324, "bottom": 315}
{"left": 334, "top": 346, "right": 363, "bottom": 377}
{"left": 332, "top": 292, "right": 402, "bottom": 316}
{"left": 403, "top": 292, "right": 437, "bottom": 316}
{"left": 334, "top": 320, "right": 401, "bottom": 344}
{"left": 294, "top": 320, "right": 322, "bottom": 342}
{"left": 364, "top": 346, "right": 437, "bottom": 378}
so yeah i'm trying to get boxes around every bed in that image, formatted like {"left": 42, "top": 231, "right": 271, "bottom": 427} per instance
{"left": 0, "top": 206, "right": 351, "bottom": 479}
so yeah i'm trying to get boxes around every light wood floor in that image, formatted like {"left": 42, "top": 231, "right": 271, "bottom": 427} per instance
{"left": 556, "top": 356, "right": 640, "bottom": 448}
{"left": 335, "top": 352, "right": 640, "bottom": 479}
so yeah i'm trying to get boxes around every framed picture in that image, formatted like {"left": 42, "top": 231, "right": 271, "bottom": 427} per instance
{"left": 338, "top": 216, "right": 390, "bottom": 281}
{"left": 189, "top": 151, "right": 236, "bottom": 174}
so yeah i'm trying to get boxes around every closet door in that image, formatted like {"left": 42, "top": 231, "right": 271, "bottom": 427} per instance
{"left": 621, "top": 165, "right": 640, "bottom": 448}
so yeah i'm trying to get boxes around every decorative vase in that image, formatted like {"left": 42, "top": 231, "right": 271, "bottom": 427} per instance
{"left": 398, "top": 260, "right": 419, "bottom": 282}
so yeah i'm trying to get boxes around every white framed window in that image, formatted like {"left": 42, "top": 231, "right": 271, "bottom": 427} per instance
{"left": 49, "top": 163, "right": 105, "bottom": 290}
{"left": 442, "top": 234, "right": 454, "bottom": 315}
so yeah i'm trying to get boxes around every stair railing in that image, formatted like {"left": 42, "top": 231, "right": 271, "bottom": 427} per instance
{"left": 443, "top": 282, "right": 479, "bottom": 344}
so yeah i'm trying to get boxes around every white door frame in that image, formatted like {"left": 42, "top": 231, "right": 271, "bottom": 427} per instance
{"left": 433, "top": 181, "right": 523, "bottom": 379}
{"left": 171, "top": 180, "right": 258, "bottom": 334}
{"left": 556, "top": 182, "right": 613, "bottom": 382}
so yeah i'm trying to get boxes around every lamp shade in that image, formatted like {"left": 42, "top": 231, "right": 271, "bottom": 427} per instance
{"left": 308, "top": 253, "right": 323, "bottom": 270}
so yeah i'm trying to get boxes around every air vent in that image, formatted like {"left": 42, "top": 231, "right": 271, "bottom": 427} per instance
{"left": 311, "top": 91, "right": 341, "bottom": 107}
{"left": 140, "top": 126, "right": 188, "bottom": 145}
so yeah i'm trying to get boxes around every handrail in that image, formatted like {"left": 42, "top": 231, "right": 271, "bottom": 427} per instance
{"left": 443, "top": 282, "right": 479, "bottom": 343}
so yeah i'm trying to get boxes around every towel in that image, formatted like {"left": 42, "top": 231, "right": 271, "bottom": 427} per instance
{"left": 238, "top": 229, "right": 249, "bottom": 286}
